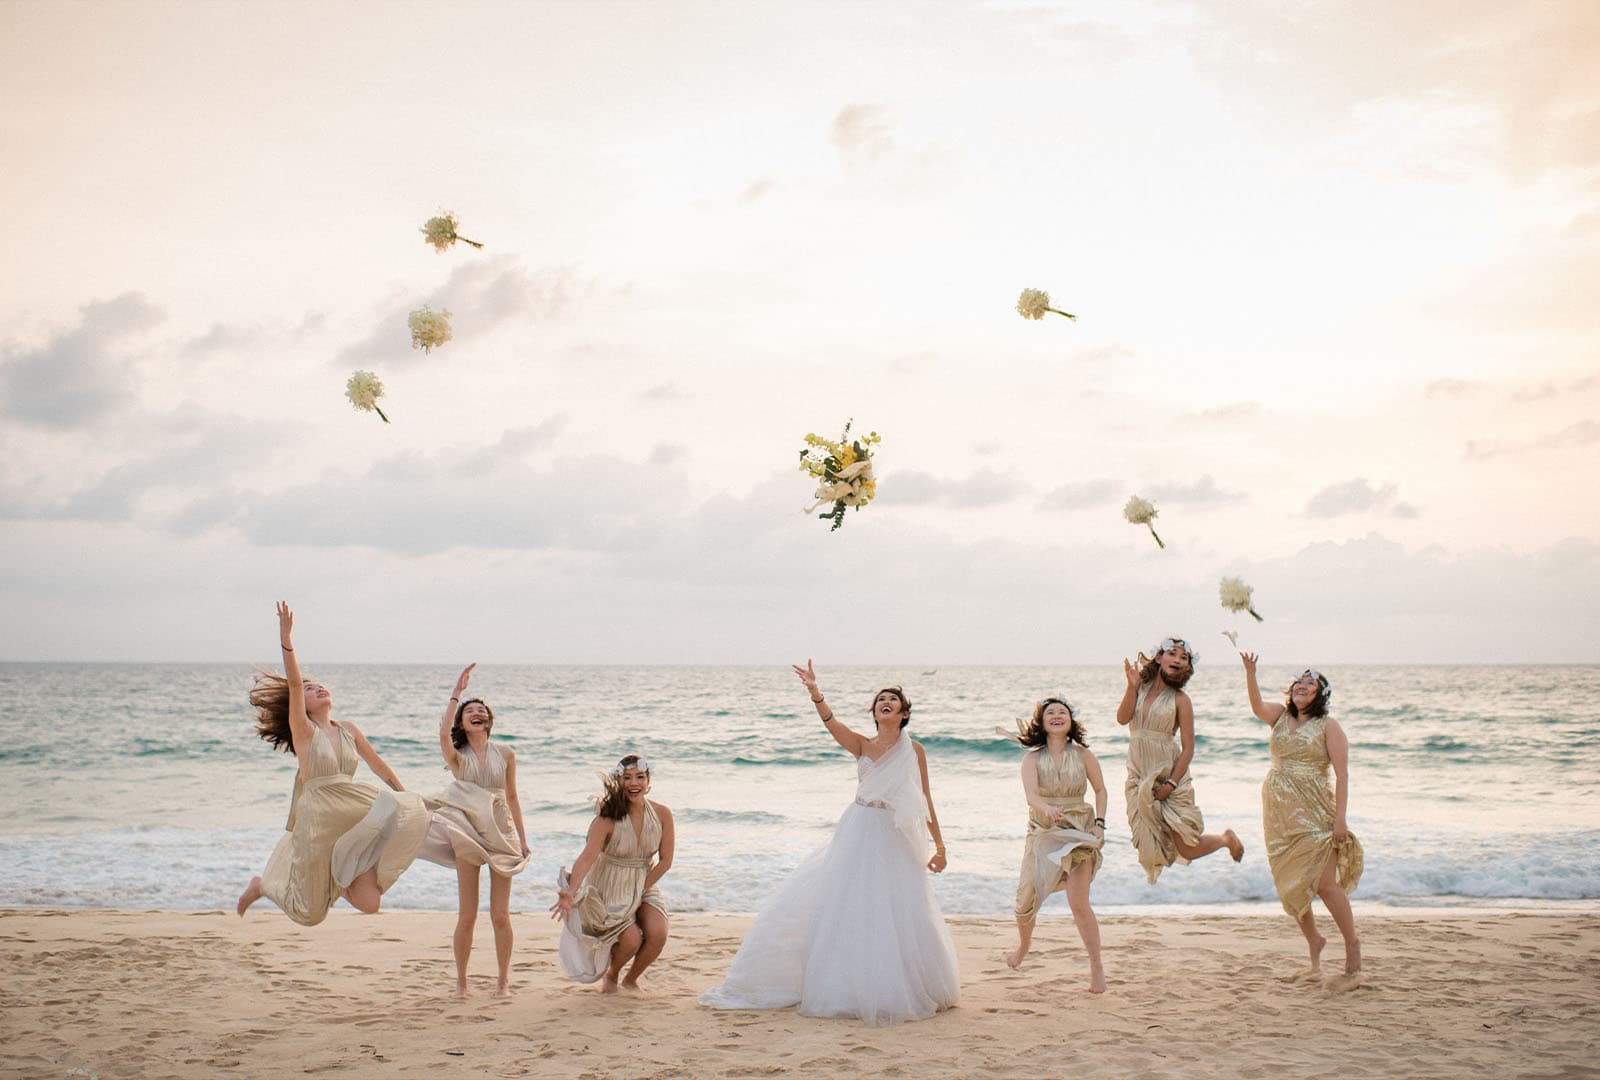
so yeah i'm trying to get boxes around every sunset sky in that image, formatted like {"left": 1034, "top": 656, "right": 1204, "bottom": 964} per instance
{"left": 2, "top": 0, "right": 1596, "bottom": 663}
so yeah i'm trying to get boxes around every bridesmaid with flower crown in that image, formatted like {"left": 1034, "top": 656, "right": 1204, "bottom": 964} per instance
{"left": 1240, "top": 653, "right": 1363, "bottom": 987}
{"left": 1117, "top": 637, "right": 1244, "bottom": 883}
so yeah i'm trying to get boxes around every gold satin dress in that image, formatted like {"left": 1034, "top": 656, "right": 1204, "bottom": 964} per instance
{"left": 1014, "top": 745, "right": 1102, "bottom": 920}
{"left": 568, "top": 802, "right": 668, "bottom": 966}
{"left": 1124, "top": 683, "right": 1206, "bottom": 884}
{"left": 1262, "top": 714, "right": 1363, "bottom": 918}
{"left": 419, "top": 741, "right": 531, "bottom": 877}
{"left": 260, "top": 724, "right": 431, "bottom": 926}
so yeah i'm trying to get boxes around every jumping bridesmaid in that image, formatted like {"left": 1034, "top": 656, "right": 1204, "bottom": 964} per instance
{"left": 551, "top": 755, "right": 675, "bottom": 994}
{"left": 1117, "top": 637, "right": 1243, "bottom": 883}
{"left": 1240, "top": 653, "right": 1363, "bottom": 988}
{"left": 236, "top": 602, "right": 430, "bottom": 924}
{"left": 1000, "top": 694, "right": 1108, "bottom": 992}
{"left": 418, "top": 663, "right": 532, "bottom": 998}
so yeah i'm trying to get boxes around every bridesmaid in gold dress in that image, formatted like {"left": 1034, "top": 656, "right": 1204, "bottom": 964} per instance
{"left": 1000, "top": 695, "right": 1108, "bottom": 992}
{"left": 551, "top": 755, "right": 675, "bottom": 994}
{"left": 418, "top": 663, "right": 532, "bottom": 999}
{"left": 1241, "top": 654, "right": 1363, "bottom": 986}
{"left": 236, "top": 602, "right": 430, "bottom": 924}
{"left": 1116, "top": 638, "right": 1244, "bottom": 883}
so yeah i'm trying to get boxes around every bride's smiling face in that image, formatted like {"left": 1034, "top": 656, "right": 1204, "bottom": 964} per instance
{"left": 871, "top": 688, "right": 910, "bottom": 729}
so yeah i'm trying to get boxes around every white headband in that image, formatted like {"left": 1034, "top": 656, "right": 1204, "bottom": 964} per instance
{"left": 610, "top": 757, "right": 651, "bottom": 777}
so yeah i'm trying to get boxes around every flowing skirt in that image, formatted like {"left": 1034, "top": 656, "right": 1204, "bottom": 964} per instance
{"left": 700, "top": 803, "right": 960, "bottom": 1026}
{"left": 418, "top": 779, "right": 531, "bottom": 877}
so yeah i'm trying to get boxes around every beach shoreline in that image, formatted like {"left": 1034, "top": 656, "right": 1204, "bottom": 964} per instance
{"left": 3, "top": 908, "right": 1596, "bottom": 1079}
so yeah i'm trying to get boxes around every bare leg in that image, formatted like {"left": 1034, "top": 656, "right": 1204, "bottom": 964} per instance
{"left": 1280, "top": 908, "right": 1326, "bottom": 981}
{"left": 1173, "top": 829, "right": 1244, "bottom": 863}
{"left": 1315, "top": 852, "right": 1361, "bottom": 987}
{"left": 622, "top": 903, "right": 669, "bottom": 989}
{"left": 345, "top": 867, "right": 382, "bottom": 914}
{"left": 1006, "top": 915, "right": 1036, "bottom": 970}
{"left": 1065, "top": 861, "right": 1105, "bottom": 993}
{"left": 236, "top": 876, "right": 264, "bottom": 917}
{"left": 603, "top": 925, "right": 643, "bottom": 994}
{"left": 489, "top": 871, "right": 515, "bottom": 998}
{"left": 452, "top": 864, "right": 480, "bottom": 998}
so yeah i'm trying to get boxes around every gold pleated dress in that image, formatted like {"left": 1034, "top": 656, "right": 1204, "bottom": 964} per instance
{"left": 1262, "top": 715, "right": 1364, "bottom": 918}
{"left": 419, "top": 741, "right": 531, "bottom": 877}
{"left": 559, "top": 802, "right": 668, "bottom": 981}
{"left": 260, "top": 724, "right": 431, "bottom": 926}
{"left": 1124, "top": 683, "right": 1206, "bottom": 884}
{"left": 1014, "top": 745, "right": 1102, "bottom": 920}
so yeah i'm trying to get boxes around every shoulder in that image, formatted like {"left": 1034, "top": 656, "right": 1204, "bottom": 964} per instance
{"left": 1321, "top": 716, "right": 1345, "bottom": 738}
{"left": 1074, "top": 743, "right": 1098, "bottom": 763}
{"left": 496, "top": 742, "right": 514, "bottom": 761}
{"left": 649, "top": 800, "right": 673, "bottom": 822}
{"left": 911, "top": 739, "right": 927, "bottom": 758}
{"left": 1173, "top": 690, "right": 1193, "bottom": 709}
{"left": 1021, "top": 745, "right": 1041, "bottom": 759}
{"left": 337, "top": 719, "right": 365, "bottom": 739}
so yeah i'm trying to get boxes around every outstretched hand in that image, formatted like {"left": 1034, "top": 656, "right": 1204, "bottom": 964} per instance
{"left": 454, "top": 663, "right": 476, "bottom": 697}
{"left": 791, "top": 659, "right": 818, "bottom": 692}
{"left": 1123, "top": 658, "right": 1140, "bottom": 690}
{"left": 1241, "top": 652, "right": 1258, "bottom": 676}
{"left": 276, "top": 600, "right": 294, "bottom": 645}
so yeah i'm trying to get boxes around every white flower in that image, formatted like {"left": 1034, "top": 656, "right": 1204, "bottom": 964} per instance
{"left": 408, "top": 306, "right": 453, "bottom": 353}
{"left": 1016, "top": 287, "right": 1077, "bottom": 322}
{"left": 1123, "top": 495, "right": 1165, "bottom": 549}
{"left": 1222, "top": 630, "right": 1240, "bottom": 647}
{"left": 420, "top": 211, "right": 484, "bottom": 252}
{"left": 344, "top": 370, "right": 389, "bottom": 423}
{"left": 1219, "top": 576, "right": 1265, "bottom": 622}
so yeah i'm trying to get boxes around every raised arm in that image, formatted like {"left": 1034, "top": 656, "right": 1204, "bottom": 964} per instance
{"left": 793, "top": 659, "right": 867, "bottom": 757}
{"left": 914, "top": 742, "right": 947, "bottom": 874}
{"left": 1082, "top": 747, "right": 1109, "bottom": 843}
{"left": 551, "top": 815, "right": 615, "bottom": 920}
{"left": 438, "top": 663, "right": 474, "bottom": 773}
{"left": 1326, "top": 717, "right": 1351, "bottom": 844}
{"left": 502, "top": 747, "right": 531, "bottom": 858}
{"left": 642, "top": 804, "right": 674, "bottom": 892}
{"left": 344, "top": 722, "right": 406, "bottom": 791}
{"left": 1019, "top": 751, "right": 1064, "bottom": 822}
{"left": 1115, "top": 659, "right": 1141, "bottom": 725}
{"left": 276, "top": 602, "right": 315, "bottom": 760}
{"left": 1241, "top": 652, "right": 1285, "bottom": 725}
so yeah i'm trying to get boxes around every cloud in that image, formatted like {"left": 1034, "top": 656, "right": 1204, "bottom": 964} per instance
{"left": 880, "top": 468, "right": 1028, "bottom": 509}
{"left": 1039, "top": 479, "right": 1120, "bottom": 511}
{"left": 1466, "top": 420, "right": 1600, "bottom": 460}
{"left": 640, "top": 382, "right": 681, "bottom": 401}
{"left": 1512, "top": 374, "right": 1600, "bottom": 402}
{"left": 736, "top": 178, "right": 778, "bottom": 205}
{"left": 649, "top": 443, "right": 686, "bottom": 466}
{"left": 180, "top": 312, "right": 326, "bottom": 358}
{"left": 1145, "top": 474, "right": 1246, "bottom": 507}
{"left": 337, "top": 255, "right": 581, "bottom": 368}
{"left": 1425, "top": 378, "right": 1481, "bottom": 399}
{"left": 0, "top": 293, "right": 162, "bottom": 429}
{"left": 831, "top": 103, "right": 897, "bottom": 165}
{"left": 1190, "top": 401, "right": 1262, "bottom": 423}
{"left": 1304, "top": 477, "right": 1416, "bottom": 518}
{"left": 828, "top": 103, "right": 953, "bottom": 197}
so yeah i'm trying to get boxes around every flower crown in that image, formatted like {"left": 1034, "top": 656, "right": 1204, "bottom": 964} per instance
{"left": 1155, "top": 637, "right": 1198, "bottom": 664}
{"left": 610, "top": 756, "right": 651, "bottom": 777}
{"left": 1036, "top": 694, "right": 1077, "bottom": 719}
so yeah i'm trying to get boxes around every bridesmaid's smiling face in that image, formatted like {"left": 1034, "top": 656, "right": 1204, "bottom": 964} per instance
{"left": 461, "top": 700, "right": 492, "bottom": 734}
{"left": 1157, "top": 648, "right": 1191, "bottom": 682}
{"left": 1288, "top": 674, "right": 1322, "bottom": 710}
{"left": 1041, "top": 702, "right": 1073, "bottom": 732}
{"left": 618, "top": 766, "right": 650, "bottom": 798}
{"left": 301, "top": 682, "right": 332, "bottom": 710}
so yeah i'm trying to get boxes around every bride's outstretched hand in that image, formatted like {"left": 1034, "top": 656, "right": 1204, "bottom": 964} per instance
{"left": 792, "top": 659, "right": 818, "bottom": 693}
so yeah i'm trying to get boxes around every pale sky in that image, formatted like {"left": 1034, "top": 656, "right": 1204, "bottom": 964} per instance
{"left": 1, "top": 0, "right": 1596, "bottom": 663}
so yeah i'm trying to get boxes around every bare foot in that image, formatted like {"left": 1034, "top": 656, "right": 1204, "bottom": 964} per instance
{"left": 1005, "top": 945, "right": 1027, "bottom": 970}
{"left": 619, "top": 980, "right": 652, "bottom": 997}
{"left": 1343, "top": 936, "right": 1362, "bottom": 976}
{"left": 1088, "top": 964, "right": 1107, "bottom": 994}
{"left": 1224, "top": 830, "right": 1245, "bottom": 862}
{"left": 600, "top": 976, "right": 620, "bottom": 995}
{"left": 450, "top": 985, "right": 468, "bottom": 1000}
{"left": 494, "top": 984, "right": 512, "bottom": 1000}
{"left": 1326, "top": 970, "right": 1363, "bottom": 992}
{"left": 236, "top": 876, "right": 263, "bottom": 917}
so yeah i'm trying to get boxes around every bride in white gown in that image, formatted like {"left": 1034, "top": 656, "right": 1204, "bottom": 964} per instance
{"left": 700, "top": 661, "right": 960, "bottom": 1025}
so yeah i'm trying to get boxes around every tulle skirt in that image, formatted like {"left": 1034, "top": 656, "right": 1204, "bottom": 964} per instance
{"left": 700, "top": 802, "right": 960, "bottom": 1026}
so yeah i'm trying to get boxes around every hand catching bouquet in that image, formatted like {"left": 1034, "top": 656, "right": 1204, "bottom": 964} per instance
{"left": 1219, "top": 576, "right": 1265, "bottom": 622}
{"left": 799, "top": 420, "right": 880, "bottom": 532}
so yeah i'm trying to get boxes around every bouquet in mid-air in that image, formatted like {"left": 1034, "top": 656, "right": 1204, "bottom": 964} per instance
{"left": 799, "top": 420, "right": 880, "bottom": 532}
{"left": 1219, "top": 576, "right": 1265, "bottom": 622}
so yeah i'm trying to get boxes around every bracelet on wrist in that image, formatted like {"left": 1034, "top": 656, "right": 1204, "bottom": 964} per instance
{"left": 449, "top": 696, "right": 459, "bottom": 702}
{"left": 280, "top": 643, "right": 293, "bottom": 651}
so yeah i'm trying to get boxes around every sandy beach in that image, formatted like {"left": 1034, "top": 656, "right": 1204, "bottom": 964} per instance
{"left": 2, "top": 908, "right": 1596, "bottom": 1079}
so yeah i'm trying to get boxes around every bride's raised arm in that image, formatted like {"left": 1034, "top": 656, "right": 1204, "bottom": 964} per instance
{"left": 793, "top": 659, "right": 867, "bottom": 757}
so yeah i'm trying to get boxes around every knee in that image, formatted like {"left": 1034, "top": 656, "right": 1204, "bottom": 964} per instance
{"left": 619, "top": 925, "right": 644, "bottom": 951}
{"left": 351, "top": 895, "right": 380, "bottom": 915}
{"left": 489, "top": 909, "right": 513, "bottom": 932}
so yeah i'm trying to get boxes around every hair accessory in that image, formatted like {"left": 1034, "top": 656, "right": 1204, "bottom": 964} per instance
{"left": 1035, "top": 694, "right": 1077, "bottom": 718}
{"left": 1156, "top": 637, "right": 1198, "bottom": 663}
{"left": 610, "top": 756, "right": 652, "bottom": 777}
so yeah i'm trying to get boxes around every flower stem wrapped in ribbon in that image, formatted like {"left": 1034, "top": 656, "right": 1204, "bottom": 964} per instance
{"left": 798, "top": 420, "right": 881, "bottom": 532}
{"left": 1016, "top": 287, "right": 1077, "bottom": 322}
{"left": 344, "top": 370, "right": 390, "bottom": 423}
{"left": 1219, "top": 576, "right": 1265, "bottom": 622}
{"left": 408, "top": 306, "right": 453, "bottom": 353}
{"left": 420, "top": 211, "right": 484, "bottom": 252}
{"left": 1123, "top": 495, "right": 1165, "bottom": 549}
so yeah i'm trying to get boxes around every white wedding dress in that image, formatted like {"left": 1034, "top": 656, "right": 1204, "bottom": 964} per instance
{"left": 700, "top": 735, "right": 960, "bottom": 1025}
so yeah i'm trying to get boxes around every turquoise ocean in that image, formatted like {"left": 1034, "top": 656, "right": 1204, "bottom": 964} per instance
{"left": 2, "top": 663, "right": 1597, "bottom": 915}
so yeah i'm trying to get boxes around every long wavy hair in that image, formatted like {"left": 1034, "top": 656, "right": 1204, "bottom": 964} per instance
{"left": 250, "top": 670, "right": 306, "bottom": 753}
{"left": 1010, "top": 697, "right": 1089, "bottom": 748}
{"left": 594, "top": 754, "right": 650, "bottom": 821}
{"left": 1136, "top": 642, "right": 1194, "bottom": 690}
{"left": 869, "top": 686, "right": 913, "bottom": 730}
{"left": 449, "top": 698, "right": 495, "bottom": 749}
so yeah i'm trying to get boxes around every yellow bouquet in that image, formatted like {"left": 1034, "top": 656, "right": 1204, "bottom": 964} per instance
{"left": 798, "top": 420, "right": 880, "bottom": 532}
